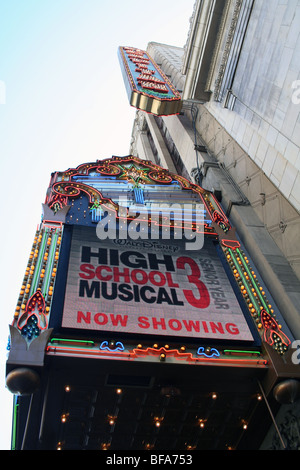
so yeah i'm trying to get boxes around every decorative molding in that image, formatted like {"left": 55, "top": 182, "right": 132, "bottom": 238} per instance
{"left": 213, "top": 0, "right": 253, "bottom": 102}
{"left": 205, "top": 0, "right": 231, "bottom": 93}
{"left": 182, "top": 0, "right": 198, "bottom": 74}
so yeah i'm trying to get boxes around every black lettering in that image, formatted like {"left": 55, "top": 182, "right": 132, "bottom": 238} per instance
{"left": 148, "top": 253, "right": 175, "bottom": 271}
{"left": 156, "top": 288, "right": 173, "bottom": 305}
{"left": 211, "top": 287, "right": 224, "bottom": 293}
{"left": 216, "top": 303, "right": 229, "bottom": 309}
{"left": 120, "top": 251, "right": 148, "bottom": 268}
{"left": 211, "top": 291, "right": 225, "bottom": 299}
{"left": 170, "top": 288, "right": 184, "bottom": 305}
{"left": 101, "top": 282, "right": 117, "bottom": 300}
{"left": 140, "top": 286, "right": 156, "bottom": 303}
{"left": 79, "top": 280, "right": 100, "bottom": 298}
{"left": 206, "top": 279, "right": 219, "bottom": 285}
{"left": 118, "top": 283, "right": 133, "bottom": 301}
{"left": 109, "top": 249, "right": 119, "bottom": 266}
{"left": 81, "top": 246, "right": 107, "bottom": 264}
{"left": 133, "top": 284, "right": 140, "bottom": 302}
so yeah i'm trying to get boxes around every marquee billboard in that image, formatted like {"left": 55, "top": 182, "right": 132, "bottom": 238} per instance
{"left": 62, "top": 226, "right": 254, "bottom": 342}
{"left": 118, "top": 46, "right": 182, "bottom": 116}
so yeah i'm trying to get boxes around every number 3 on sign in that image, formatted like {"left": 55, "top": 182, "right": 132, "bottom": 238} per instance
{"left": 176, "top": 257, "right": 210, "bottom": 309}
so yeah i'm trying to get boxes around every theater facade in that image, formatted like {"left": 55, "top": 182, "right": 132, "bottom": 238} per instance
{"left": 5, "top": 156, "right": 300, "bottom": 450}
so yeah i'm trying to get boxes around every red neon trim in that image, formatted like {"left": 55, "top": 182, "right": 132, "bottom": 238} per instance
{"left": 46, "top": 345, "right": 128, "bottom": 358}
{"left": 131, "top": 346, "right": 195, "bottom": 362}
{"left": 42, "top": 220, "right": 63, "bottom": 228}
{"left": 47, "top": 156, "right": 222, "bottom": 234}
{"left": 17, "top": 290, "right": 47, "bottom": 331}
{"left": 47, "top": 158, "right": 217, "bottom": 234}
{"left": 221, "top": 239, "right": 241, "bottom": 250}
{"left": 52, "top": 181, "right": 118, "bottom": 211}
{"left": 212, "top": 210, "right": 229, "bottom": 225}
{"left": 46, "top": 345, "right": 268, "bottom": 366}
{"left": 261, "top": 309, "right": 291, "bottom": 347}
{"left": 139, "top": 82, "right": 169, "bottom": 94}
{"left": 119, "top": 47, "right": 181, "bottom": 102}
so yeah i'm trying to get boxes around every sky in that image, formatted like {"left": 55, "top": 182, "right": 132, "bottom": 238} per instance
{"left": 0, "top": 0, "right": 195, "bottom": 449}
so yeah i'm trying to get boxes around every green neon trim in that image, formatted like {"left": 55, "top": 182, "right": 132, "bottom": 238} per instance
{"left": 11, "top": 398, "right": 19, "bottom": 450}
{"left": 43, "top": 229, "right": 58, "bottom": 297}
{"left": 228, "top": 248, "right": 260, "bottom": 311}
{"left": 236, "top": 248, "right": 269, "bottom": 312}
{"left": 29, "top": 234, "right": 41, "bottom": 294}
{"left": 224, "top": 349, "right": 261, "bottom": 355}
{"left": 31, "top": 228, "right": 48, "bottom": 294}
{"left": 50, "top": 338, "right": 95, "bottom": 347}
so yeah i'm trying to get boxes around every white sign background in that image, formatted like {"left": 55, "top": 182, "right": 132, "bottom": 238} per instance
{"left": 62, "top": 227, "right": 253, "bottom": 341}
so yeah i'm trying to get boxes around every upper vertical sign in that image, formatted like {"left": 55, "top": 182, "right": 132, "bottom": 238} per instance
{"left": 118, "top": 46, "right": 182, "bottom": 116}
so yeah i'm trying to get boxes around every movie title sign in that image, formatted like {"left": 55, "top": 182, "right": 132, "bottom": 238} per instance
{"left": 118, "top": 46, "right": 182, "bottom": 115}
{"left": 62, "top": 227, "right": 254, "bottom": 342}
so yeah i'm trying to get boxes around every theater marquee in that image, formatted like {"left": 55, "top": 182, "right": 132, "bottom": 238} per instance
{"left": 118, "top": 46, "right": 182, "bottom": 115}
{"left": 62, "top": 227, "right": 254, "bottom": 342}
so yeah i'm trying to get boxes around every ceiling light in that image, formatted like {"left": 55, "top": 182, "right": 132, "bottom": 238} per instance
{"left": 154, "top": 417, "right": 163, "bottom": 427}
{"left": 241, "top": 420, "right": 248, "bottom": 430}
{"left": 60, "top": 413, "right": 69, "bottom": 423}
{"left": 198, "top": 419, "right": 206, "bottom": 428}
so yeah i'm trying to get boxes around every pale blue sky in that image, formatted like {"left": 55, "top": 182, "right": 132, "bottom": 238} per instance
{"left": 0, "top": 0, "right": 194, "bottom": 449}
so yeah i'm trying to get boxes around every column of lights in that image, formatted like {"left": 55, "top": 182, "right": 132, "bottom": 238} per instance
{"left": 223, "top": 245, "right": 290, "bottom": 355}
{"left": 13, "top": 226, "right": 62, "bottom": 334}
{"left": 202, "top": 192, "right": 231, "bottom": 235}
{"left": 203, "top": 192, "right": 218, "bottom": 216}
{"left": 14, "top": 228, "right": 40, "bottom": 321}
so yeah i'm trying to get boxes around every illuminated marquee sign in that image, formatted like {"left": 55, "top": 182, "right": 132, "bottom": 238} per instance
{"left": 118, "top": 46, "right": 182, "bottom": 115}
{"left": 62, "top": 227, "right": 254, "bottom": 342}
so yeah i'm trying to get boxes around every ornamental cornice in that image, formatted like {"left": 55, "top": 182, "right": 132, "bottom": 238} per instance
{"left": 181, "top": 0, "right": 199, "bottom": 74}
{"left": 205, "top": 0, "right": 232, "bottom": 93}
{"left": 213, "top": 0, "right": 243, "bottom": 101}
